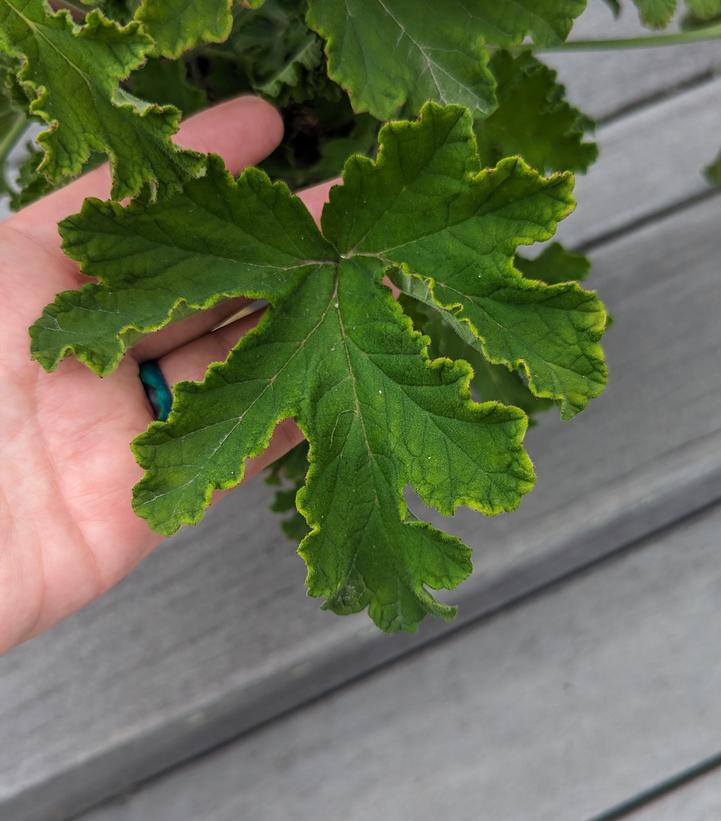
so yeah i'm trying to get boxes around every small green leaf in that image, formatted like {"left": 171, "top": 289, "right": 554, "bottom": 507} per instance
{"left": 135, "top": 0, "right": 234, "bottom": 58}
{"left": 516, "top": 242, "right": 591, "bottom": 284}
{"left": 477, "top": 51, "right": 598, "bottom": 174}
{"left": 0, "top": 0, "right": 205, "bottom": 199}
{"left": 705, "top": 148, "right": 721, "bottom": 185}
{"left": 633, "top": 0, "right": 678, "bottom": 27}
{"left": 33, "top": 104, "right": 608, "bottom": 631}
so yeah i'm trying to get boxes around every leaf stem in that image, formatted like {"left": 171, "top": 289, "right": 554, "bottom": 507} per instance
{"left": 0, "top": 112, "right": 28, "bottom": 166}
{"left": 529, "top": 23, "right": 721, "bottom": 51}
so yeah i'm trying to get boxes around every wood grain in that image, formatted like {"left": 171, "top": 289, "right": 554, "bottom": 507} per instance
{"left": 78, "top": 503, "right": 721, "bottom": 821}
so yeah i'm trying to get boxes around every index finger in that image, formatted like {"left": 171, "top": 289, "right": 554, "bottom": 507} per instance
{"left": 6, "top": 96, "right": 284, "bottom": 250}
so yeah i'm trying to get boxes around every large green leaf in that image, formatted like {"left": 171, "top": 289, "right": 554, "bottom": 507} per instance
{"left": 0, "top": 0, "right": 205, "bottom": 199}
{"left": 135, "top": 0, "right": 234, "bottom": 58}
{"left": 477, "top": 51, "right": 597, "bottom": 174}
{"left": 33, "top": 104, "right": 608, "bottom": 631}
{"left": 306, "top": 0, "right": 586, "bottom": 119}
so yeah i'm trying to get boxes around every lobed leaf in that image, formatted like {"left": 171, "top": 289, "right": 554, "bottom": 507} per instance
{"left": 31, "top": 157, "right": 333, "bottom": 374}
{"left": 32, "top": 104, "right": 608, "bottom": 630}
{"left": 0, "top": 0, "right": 205, "bottom": 199}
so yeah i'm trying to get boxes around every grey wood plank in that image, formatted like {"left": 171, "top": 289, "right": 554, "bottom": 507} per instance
{"left": 77, "top": 502, "right": 721, "bottom": 821}
{"left": 558, "top": 77, "right": 721, "bottom": 248}
{"left": 629, "top": 768, "right": 721, "bottom": 820}
{"left": 2, "top": 182, "right": 720, "bottom": 821}
{"left": 547, "top": 2, "right": 721, "bottom": 122}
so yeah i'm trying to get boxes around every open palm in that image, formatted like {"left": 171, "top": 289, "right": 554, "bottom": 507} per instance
{"left": 0, "top": 97, "right": 328, "bottom": 653}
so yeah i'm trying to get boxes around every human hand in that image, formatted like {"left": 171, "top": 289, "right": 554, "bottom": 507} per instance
{"left": 0, "top": 97, "right": 330, "bottom": 653}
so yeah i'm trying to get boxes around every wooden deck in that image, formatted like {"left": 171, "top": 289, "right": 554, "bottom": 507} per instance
{"left": 2, "top": 4, "right": 721, "bottom": 820}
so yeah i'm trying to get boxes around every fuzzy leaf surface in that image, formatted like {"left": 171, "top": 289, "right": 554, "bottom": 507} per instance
{"left": 306, "top": 0, "right": 585, "bottom": 119}
{"left": 0, "top": 0, "right": 205, "bottom": 199}
{"left": 32, "top": 104, "right": 608, "bottom": 630}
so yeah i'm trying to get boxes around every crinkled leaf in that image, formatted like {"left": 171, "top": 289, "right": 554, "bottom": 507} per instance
{"left": 0, "top": 0, "right": 205, "bottom": 199}
{"left": 32, "top": 104, "right": 608, "bottom": 631}
{"left": 477, "top": 51, "right": 597, "bottom": 174}
{"left": 306, "top": 0, "right": 586, "bottom": 119}
{"left": 31, "top": 157, "right": 330, "bottom": 375}
{"left": 323, "top": 111, "right": 607, "bottom": 420}
{"left": 135, "top": 0, "right": 234, "bottom": 58}
{"left": 397, "top": 241, "right": 591, "bottom": 417}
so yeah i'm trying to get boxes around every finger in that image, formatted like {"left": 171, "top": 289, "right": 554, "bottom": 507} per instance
{"left": 7, "top": 96, "right": 284, "bottom": 248}
{"left": 130, "top": 296, "right": 253, "bottom": 363}
{"left": 158, "top": 304, "right": 266, "bottom": 387}
{"left": 298, "top": 178, "right": 336, "bottom": 224}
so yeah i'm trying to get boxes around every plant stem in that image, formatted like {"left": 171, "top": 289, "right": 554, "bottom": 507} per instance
{"left": 532, "top": 23, "right": 721, "bottom": 51}
{"left": 0, "top": 112, "right": 28, "bottom": 167}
